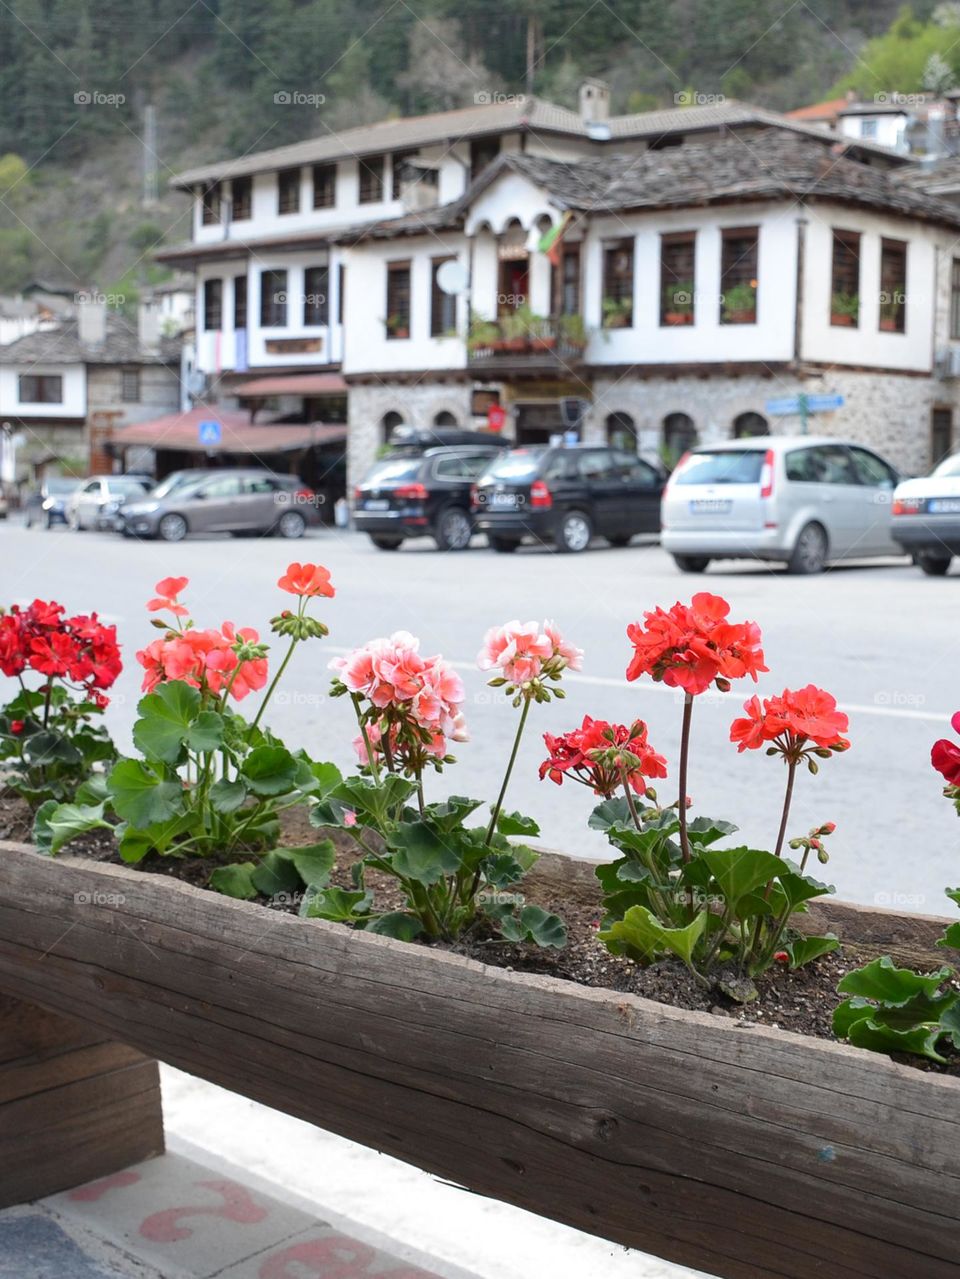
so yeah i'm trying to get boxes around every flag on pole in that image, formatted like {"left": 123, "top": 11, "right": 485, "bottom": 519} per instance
{"left": 537, "top": 211, "right": 573, "bottom": 266}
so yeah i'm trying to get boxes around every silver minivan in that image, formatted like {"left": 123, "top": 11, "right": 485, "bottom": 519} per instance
{"left": 660, "top": 436, "right": 901, "bottom": 574}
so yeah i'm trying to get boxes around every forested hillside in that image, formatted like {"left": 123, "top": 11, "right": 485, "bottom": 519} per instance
{"left": 0, "top": 1, "right": 954, "bottom": 296}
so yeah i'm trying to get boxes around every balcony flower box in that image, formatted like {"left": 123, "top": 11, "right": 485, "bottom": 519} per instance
{"left": 1, "top": 837, "right": 958, "bottom": 1279}
{"left": 662, "top": 311, "right": 694, "bottom": 326}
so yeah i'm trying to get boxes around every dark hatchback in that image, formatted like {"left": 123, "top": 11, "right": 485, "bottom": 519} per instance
{"left": 471, "top": 445, "right": 666, "bottom": 552}
{"left": 354, "top": 444, "right": 508, "bottom": 550}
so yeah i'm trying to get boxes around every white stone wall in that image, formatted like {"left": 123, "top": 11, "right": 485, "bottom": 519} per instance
{"left": 347, "top": 381, "right": 474, "bottom": 485}
{"left": 589, "top": 369, "right": 960, "bottom": 474}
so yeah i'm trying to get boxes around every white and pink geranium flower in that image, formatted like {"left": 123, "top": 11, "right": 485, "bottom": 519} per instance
{"left": 477, "top": 619, "right": 583, "bottom": 688}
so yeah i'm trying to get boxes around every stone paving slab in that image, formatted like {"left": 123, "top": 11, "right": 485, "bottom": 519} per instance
{"left": 1, "top": 1150, "right": 473, "bottom": 1279}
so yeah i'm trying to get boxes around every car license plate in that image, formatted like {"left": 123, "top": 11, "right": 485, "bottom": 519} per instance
{"left": 928, "top": 498, "right": 960, "bottom": 514}
{"left": 689, "top": 499, "right": 731, "bottom": 514}
{"left": 364, "top": 499, "right": 390, "bottom": 511}
{"left": 491, "top": 492, "right": 518, "bottom": 508}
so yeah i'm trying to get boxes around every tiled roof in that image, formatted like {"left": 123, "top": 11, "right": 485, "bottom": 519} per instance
{"left": 170, "top": 98, "right": 909, "bottom": 190}
{"left": 337, "top": 133, "right": 960, "bottom": 245}
{"left": 785, "top": 98, "right": 848, "bottom": 122}
{"left": 0, "top": 314, "right": 182, "bottom": 366}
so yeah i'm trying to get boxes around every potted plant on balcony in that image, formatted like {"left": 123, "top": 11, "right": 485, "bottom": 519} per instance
{"left": 830, "top": 292, "right": 859, "bottom": 327}
{"left": 721, "top": 282, "right": 757, "bottom": 324}
{"left": 602, "top": 296, "right": 632, "bottom": 329}
{"left": 500, "top": 304, "right": 536, "bottom": 352}
{"left": 466, "top": 313, "right": 500, "bottom": 355}
{"left": 385, "top": 313, "right": 409, "bottom": 340}
{"left": 557, "top": 312, "right": 588, "bottom": 351}
{"left": 529, "top": 315, "right": 557, "bottom": 352}
{"left": 661, "top": 282, "right": 694, "bottom": 326}
{"left": 879, "top": 297, "right": 902, "bottom": 332}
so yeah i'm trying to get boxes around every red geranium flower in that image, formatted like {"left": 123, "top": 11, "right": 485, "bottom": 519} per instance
{"left": 730, "top": 685, "right": 849, "bottom": 757}
{"left": 147, "top": 576, "right": 190, "bottom": 616}
{"left": 932, "top": 711, "right": 960, "bottom": 786}
{"left": 626, "top": 593, "right": 766, "bottom": 696}
{"left": 0, "top": 600, "right": 121, "bottom": 704}
{"left": 277, "top": 562, "right": 335, "bottom": 598}
{"left": 540, "top": 715, "right": 667, "bottom": 798}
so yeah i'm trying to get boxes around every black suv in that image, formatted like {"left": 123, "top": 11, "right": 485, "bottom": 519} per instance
{"left": 354, "top": 444, "right": 507, "bottom": 550}
{"left": 472, "top": 445, "right": 666, "bottom": 552}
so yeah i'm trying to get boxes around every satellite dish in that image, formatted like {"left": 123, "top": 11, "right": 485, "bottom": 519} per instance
{"left": 436, "top": 260, "right": 469, "bottom": 295}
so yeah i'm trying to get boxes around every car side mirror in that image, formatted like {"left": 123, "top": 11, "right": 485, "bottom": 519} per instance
{"left": 194, "top": 490, "right": 207, "bottom": 500}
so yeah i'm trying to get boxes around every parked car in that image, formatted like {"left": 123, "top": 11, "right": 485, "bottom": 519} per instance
{"left": 660, "top": 436, "right": 901, "bottom": 574}
{"left": 23, "top": 477, "right": 81, "bottom": 528}
{"left": 354, "top": 445, "right": 507, "bottom": 551}
{"left": 386, "top": 425, "right": 509, "bottom": 454}
{"left": 118, "top": 468, "right": 319, "bottom": 541}
{"left": 471, "top": 445, "right": 666, "bottom": 553}
{"left": 66, "top": 475, "right": 152, "bottom": 531}
{"left": 890, "top": 451, "right": 960, "bottom": 574}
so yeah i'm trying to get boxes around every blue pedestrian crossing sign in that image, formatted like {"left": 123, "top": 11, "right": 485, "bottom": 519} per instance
{"left": 198, "top": 419, "right": 222, "bottom": 446}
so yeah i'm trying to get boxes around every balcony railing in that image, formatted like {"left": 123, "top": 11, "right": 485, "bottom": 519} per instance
{"left": 467, "top": 314, "right": 588, "bottom": 368}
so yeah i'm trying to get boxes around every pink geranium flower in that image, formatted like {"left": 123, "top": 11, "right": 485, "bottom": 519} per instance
{"left": 478, "top": 619, "right": 582, "bottom": 688}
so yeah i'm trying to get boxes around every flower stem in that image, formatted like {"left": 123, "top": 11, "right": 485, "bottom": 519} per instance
{"left": 678, "top": 693, "right": 693, "bottom": 863}
{"left": 251, "top": 634, "right": 298, "bottom": 731}
{"left": 774, "top": 758, "right": 797, "bottom": 860}
{"left": 485, "top": 695, "right": 531, "bottom": 845}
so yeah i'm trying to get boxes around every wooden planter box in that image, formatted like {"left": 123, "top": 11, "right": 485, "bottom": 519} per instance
{"left": 0, "top": 838, "right": 958, "bottom": 1279}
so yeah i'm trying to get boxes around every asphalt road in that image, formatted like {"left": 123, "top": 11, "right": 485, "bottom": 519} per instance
{"left": 4, "top": 520, "right": 958, "bottom": 915}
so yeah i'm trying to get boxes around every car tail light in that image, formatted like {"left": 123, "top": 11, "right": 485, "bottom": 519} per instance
{"left": 530, "top": 480, "right": 552, "bottom": 508}
{"left": 759, "top": 449, "right": 775, "bottom": 499}
{"left": 394, "top": 483, "right": 428, "bottom": 501}
{"left": 470, "top": 484, "right": 480, "bottom": 506}
{"left": 892, "top": 497, "right": 921, "bottom": 516}
{"left": 353, "top": 486, "right": 363, "bottom": 500}
{"left": 295, "top": 486, "right": 315, "bottom": 500}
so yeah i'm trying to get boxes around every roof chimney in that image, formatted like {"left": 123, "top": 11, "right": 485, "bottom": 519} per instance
{"left": 77, "top": 294, "right": 106, "bottom": 346}
{"left": 579, "top": 78, "right": 610, "bottom": 123}
{"left": 138, "top": 297, "right": 161, "bottom": 352}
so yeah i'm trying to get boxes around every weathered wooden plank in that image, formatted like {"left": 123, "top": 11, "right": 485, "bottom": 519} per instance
{"left": 0, "top": 991, "right": 164, "bottom": 1207}
{"left": 0, "top": 840, "right": 956, "bottom": 1279}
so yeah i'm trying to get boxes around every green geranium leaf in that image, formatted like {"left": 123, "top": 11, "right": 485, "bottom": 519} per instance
{"left": 837, "top": 955, "right": 954, "bottom": 1004}
{"left": 24, "top": 730, "right": 82, "bottom": 767}
{"left": 783, "top": 934, "right": 839, "bottom": 969}
{"left": 945, "top": 887, "right": 960, "bottom": 908}
{"left": 600, "top": 904, "right": 668, "bottom": 963}
{"left": 116, "top": 810, "right": 202, "bottom": 862}
{"left": 847, "top": 1016, "right": 948, "bottom": 1064}
{"left": 290, "top": 756, "right": 342, "bottom": 798}
{"left": 33, "top": 799, "right": 109, "bottom": 856}
{"left": 687, "top": 816, "right": 739, "bottom": 846}
{"left": 940, "top": 1001, "right": 960, "bottom": 1049}
{"left": 701, "top": 846, "right": 784, "bottom": 908}
{"left": 133, "top": 681, "right": 205, "bottom": 763}
{"left": 833, "top": 996, "right": 874, "bottom": 1039}
{"left": 116, "top": 828, "right": 157, "bottom": 864}
{"left": 75, "top": 774, "right": 110, "bottom": 806}
{"left": 871, "top": 988, "right": 959, "bottom": 1032}
{"left": 366, "top": 912, "right": 424, "bottom": 941}
{"left": 250, "top": 850, "right": 302, "bottom": 897}
{"left": 482, "top": 853, "right": 525, "bottom": 888}
{"left": 775, "top": 865, "right": 835, "bottom": 912}
{"left": 108, "top": 758, "right": 185, "bottom": 828}
{"left": 289, "top": 841, "right": 336, "bottom": 887}
{"left": 300, "top": 886, "right": 372, "bottom": 923}
{"left": 940, "top": 921, "right": 960, "bottom": 950}
{"left": 209, "top": 778, "right": 247, "bottom": 814}
{"left": 209, "top": 863, "right": 258, "bottom": 900}
{"left": 495, "top": 904, "right": 567, "bottom": 949}
{"left": 387, "top": 821, "right": 462, "bottom": 885}
{"left": 241, "top": 745, "right": 299, "bottom": 796}
{"left": 588, "top": 797, "right": 633, "bottom": 831}
{"left": 424, "top": 796, "right": 484, "bottom": 830}
{"left": 495, "top": 809, "right": 540, "bottom": 837}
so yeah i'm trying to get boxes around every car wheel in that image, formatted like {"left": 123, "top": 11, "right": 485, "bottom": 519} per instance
{"left": 434, "top": 506, "right": 473, "bottom": 551}
{"left": 277, "top": 511, "right": 306, "bottom": 539}
{"left": 607, "top": 534, "right": 633, "bottom": 548}
{"left": 158, "top": 513, "right": 188, "bottom": 543}
{"left": 673, "top": 555, "right": 711, "bottom": 573}
{"left": 557, "top": 510, "right": 593, "bottom": 553}
{"left": 488, "top": 535, "right": 520, "bottom": 553}
{"left": 787, "top": 522, "right": 828, "bottom": 574}
{"left": 917, "top": 551, "right": 952, "bottom": 576}
{"left": 370, "top": 535, "right": 403, "bottom": 550}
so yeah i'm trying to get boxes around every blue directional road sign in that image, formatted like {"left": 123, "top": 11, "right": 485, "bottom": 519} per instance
{"left": 765, "top": 393, "right": 844, "bottom": 415}
{"left": 198, "top": 419, "right": 222, "bottom": 446}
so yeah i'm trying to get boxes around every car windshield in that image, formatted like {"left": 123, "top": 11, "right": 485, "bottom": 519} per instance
{"left": 150, "top": 471, "right": 201, "bottom": 498}
{"left": 481, "top": 450, "right": 546, "bottom": 482}
{"left": 109, "top": 478, "right": 149, "bottom": 493}
{"left": 361, "top": 458, "right": 422, "bottom": 485}
{"left": 44, "top": 478, "right": 78, "bottom": 494}
{"left": 673, "top": 450, "right": 766, "bottom": 486}
{"left": 933, "top": 454, "right": 960, "bottom": 478}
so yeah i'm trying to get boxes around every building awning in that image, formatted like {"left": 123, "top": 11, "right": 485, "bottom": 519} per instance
{"left": 236, "top": 373, "right": 348, "bottom": 397}
{"left": 110, "top": 406, "right": 346, "bottom": 454}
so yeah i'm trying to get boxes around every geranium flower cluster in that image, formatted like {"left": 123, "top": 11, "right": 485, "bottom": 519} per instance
{"left": 478, "top": 620, "right": 582, "bottom": 700}
{"left": 931, "top": 711, "right": 960, "bottom": 787}
{"left": 730, "top": 685, "right": 850, "bottom": 766}
{"left": 0, "top": 599, "right": 121, "bottom": 705}
{"left": 626, "top": 592, "right": 766, "bottom": 696}
{"left": 136, "top": 577, "right": 268, "bottom": 702}
{"left": 330, "top": 631, "right": 467, "bottom": 770}
{"left": 540, "top": 715, "right": 667, "bottom": 798}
